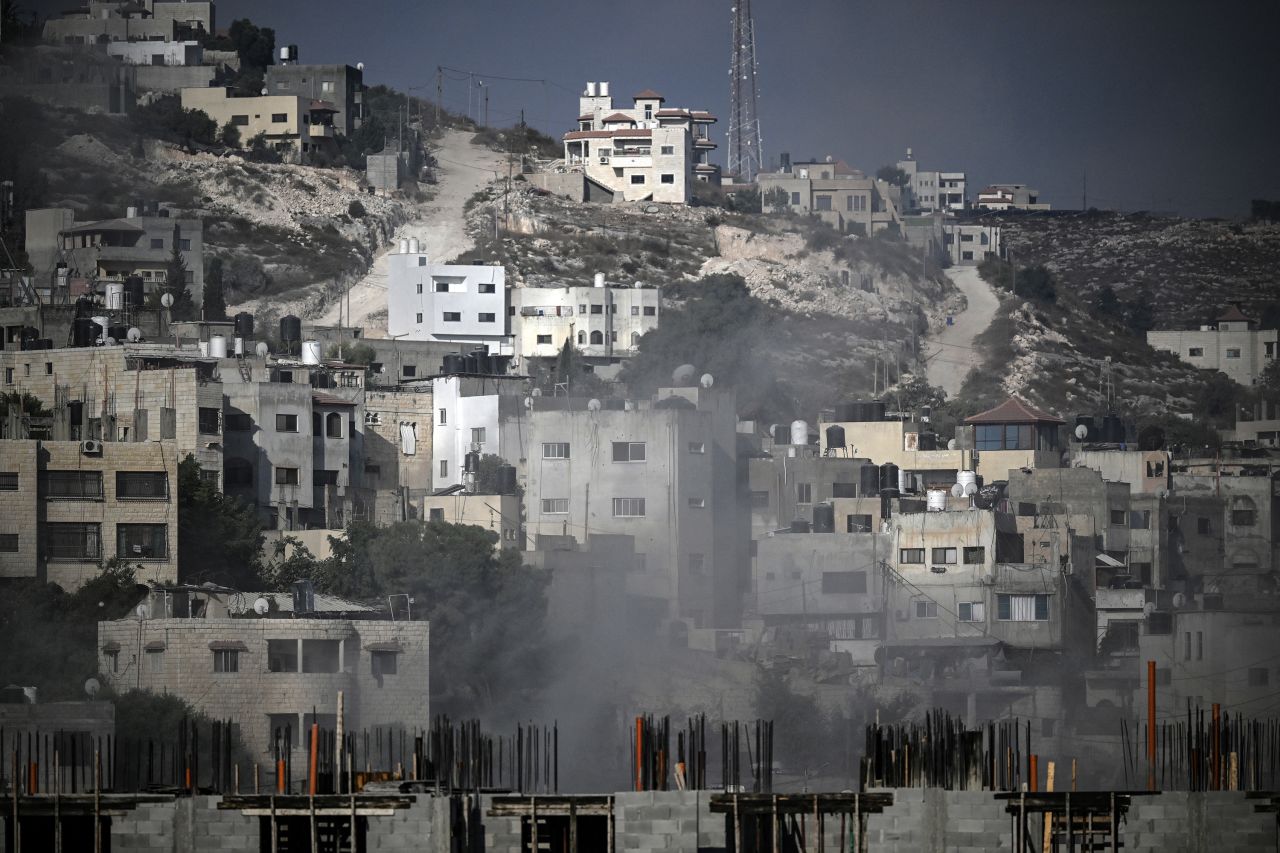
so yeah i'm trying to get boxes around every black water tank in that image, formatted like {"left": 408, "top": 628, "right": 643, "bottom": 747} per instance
{"left": 918, "top": 432, "right": 937, "bottom": 451}
{"left": 1102, "top": 414, "right": 1124, "bottom": 443}
{"left": 108, "top": 324, "right": 128, "bottom": 343}
{"left": 880, "top": 462, "right": 900, "bottom": 492}
{"left": 442, "top": 354, "right": 465, "bottom": 375}
{"left": 825, "top": 424, "right": 846, "bottom": 451}
{"left": 280, "top": 315, "right": 302, "bottom": 346}
{"left": 464, "top": 354, "right": 479, "bottom": 374}
{"left": 812, "top": 503, "right": 835, "bottom": 533}
{"left": 234, "top": 312, "right": 255, "bottom": 339}
{"left": 464, "top": 452, "right": 480, "bottom": 474}
{"left": 124, "top": 276, "right": 145, "bottom": 308}
{"left": 490, "top": 354, "right": 512, "bottom": 375}
{"left": 790, "top": 519, "right": 811, "bottom": 534}
{"left": 772, "top": 424, "right": 789, "bottom": 445}
{"left": 834, "top": 402, "right": 859, "bottom": 422}
{"left": 472, "top": 349, "right": 491, "bottom": 375}
{"left": 860, "top": 464, "right": 880, "bottom": 498}
{"left": 499, "top": 464, "right": 517, "bottom": 495}
{"left": 74, "top": 296, "right": 94, "bottom": 318}
{"left": 866, "top": 400, "right": 887, "bottom": 421}
{"left": 72, "top": 316, "right": 96, "bottom": 348}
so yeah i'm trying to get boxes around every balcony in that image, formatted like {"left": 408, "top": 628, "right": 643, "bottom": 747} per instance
{"left": 308, "top": 124, "right": 335, "bottom": 139}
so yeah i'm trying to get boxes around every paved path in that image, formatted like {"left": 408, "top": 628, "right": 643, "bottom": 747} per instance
{"left": 315, "top": 129, "right": 506, "bottom": 334}
{"left": 924, "top": 265, "right": 1000, "bottom": 397}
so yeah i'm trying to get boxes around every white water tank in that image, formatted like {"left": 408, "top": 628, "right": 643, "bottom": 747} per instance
{"left": 600, "top": 81, "right": 610, "bottom": 97}
{"left": 301, "top": 340, "right": 323, "bottom": 365}
{"left": 399, "top": 238, "right": 410, "bottom": 254}
{"left": 927, "top": 488, "right": 948, "bottom": 512}
{"left": 91, "top": 316, "right": 109, "bottom": 343}
{"left": 209, "top": 334, "right": 228, "bottom": 358}
{"left": 957, "top": 470, "right": 978, "bottom": 495}
{"left": 105, "top": 282, "right": 124, "bottom": 310}
{"left": 594, "top": 272, "right": 606, "bottom": 288}
{"left": 409, "top": 237, "right": 420, "bottom": 253}
{"left": 586, "top": 82, "right": 597, "bottom": 97}
{"left": 234, "top": 337, "right": 245, "bottom": 356}
{"left": 790, "top": 419, "right": 808, "bottom": 446}
{"left": 126, "top": 206, "right": 138, "bottom": 218}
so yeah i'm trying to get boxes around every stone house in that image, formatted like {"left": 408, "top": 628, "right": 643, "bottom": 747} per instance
{"left": 1147, "top": 305, "right": 1279, "bottom": 387}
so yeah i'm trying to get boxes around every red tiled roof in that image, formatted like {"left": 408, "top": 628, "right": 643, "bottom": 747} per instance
{"left": 633, "top": 89, "right": 664, "bottom": 101}
{"left": 563, "top": 128, "right": 653, "bottom": 140}
{"left": 1217, "top": 305, "right": 1253, "bottom": 323}
{"left": 610, "top": 128, "right": 652, "bottom": 138}
{"left": 601, "top": 112, "right": 634, "bottom": 123}
{"left": 313, "top": 392, "right": 357, "bottom": 407}
{"left": 964, "top": 397, "right": 1064, "bottom": 425}
{"left": 655, "top": 108, "right": 690, "bottom": 117}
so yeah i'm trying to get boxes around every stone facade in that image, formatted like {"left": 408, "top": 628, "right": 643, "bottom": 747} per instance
{"left": 363, "top": 385, "right": 434, "bottom": 523}
{"left": 511, "top": 281, "right": 660, "bottom": 361}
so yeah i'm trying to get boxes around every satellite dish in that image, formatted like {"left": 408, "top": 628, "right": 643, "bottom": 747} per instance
{"left": 964, "top": 483, "right": 978, "bottom": 497}
{"left": 672, "top": 363, "right": 697, "bottom": 384}
{"left": 531, "top": 387, "right": 542, "bottom": 397}
{"left": 1075, "top": 424, "right": 1089, "bottom": 440}
{"left": 624, "top": 399, "right": 635, "bottom": 411}
{"left": 105, "top": 337, "right": 117, "bottom": 346}
{"left": 357, "top": 62, "right": 365, "bottom": 71}
{"left": 253, "top": 597, "right": 271, "bottom": 615}
{"left": 260, "top": 87, "right": 268, "bottom": 96}
{"left": 84, "top": 677, "right": 101, "bottom": 699}
{"left": 1172, "top": 593, "right": 1186, "bottom": 608}
{"left": 947, "top": 439, "right": 958, "bottom": 450}
{"left": 633, "top": 280, "right": 644, "bottom": 289}
{"left": 587, "top": 398, "right": 602, "bottom": 411}
{"left": 700, "top": 373, "right": 714, "bottom": 388}
{"left": 1143, "top": 602, "right": 1157, "bottom": 616}
{"left": 255, "top": 341, "right": 270, "bottom": 358}
{"left": 950, "top": 483, "right": 965, "bottom": 498}
{"left": 524, "top": 397, "right": 534, "bottom": 409}
{"left": 135, "top": 603, "right": 150, "bottom": 619}
{"left": 160, "top": 292, "right": 174, "bottom": 308}
{"left": 126, "top": 327, "right": 142, "bottom": 342}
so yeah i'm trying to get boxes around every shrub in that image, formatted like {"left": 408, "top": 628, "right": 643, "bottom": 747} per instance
{"left": 348, "top": 199, "right": 367, "bottom": 218}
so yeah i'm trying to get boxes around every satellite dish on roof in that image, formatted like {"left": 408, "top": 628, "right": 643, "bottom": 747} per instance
{"left": 357, "top": 62, "right": 365, "bottom": 71}
{"left": 950, "top": 483, "right": 965, "bottom": 498}
{"left": 135, "top": 603, "right": 150, "bottom": 619}
{"left": 964, "top": 482, "right": 978, "bottom": 497}
{"left": 947, "top": 439, "right": 958, "bottom": 450}
{"left": 105, "top": 337, "right": 117, "bottom": 346}
{"left": 160, "top": 292, "right": 174, "bottom": 308}
{"left": 253, "top": 597, "right": 270, "bottom": 615}
{"left": 84, "top": 677, "right": 100, "bottom": 699}
{"left": 587, "top": 398, "right": 601, "bottom": 411}
{"left": 1075, "top": 424, "right": 1089, "bottom": 440}
{"left": 531, "top": 387, "right": 542, "bottom": 397}
{"left": 700, "top": 373, "right": 714, "bottom": 388}
{"left": 524, "top": 397, "right": 534, "bottom": 409}
{"left": 1172, "top": 592, "right": 1186, "bottom": 608}
{"left": 127, "top": 327, "right": 142, "bottom": 342}
{"left": 1143, "top": 602, "right": 1157, "bottom": 616}
{"left": 255, "top": 342, "right": 270, "bottom": 358}
{"left": 672, "top": 364, "right": 697, "bottom": 384}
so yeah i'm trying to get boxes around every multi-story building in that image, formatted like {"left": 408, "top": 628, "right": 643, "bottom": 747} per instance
{"left": 757, "top": 158, "right": 899, "bottom": 235}
{"left": 98, "top": 584, "right": 429, "bottom": 762}
{"left": 180, "top": 88, "right": 340, "bottom": 163}
{"left": 976, "top": 184, "right": 1050, "bottom": 211}
{"left": 0, "top": 439, "right": 180, "bottom": 589}
{"left": 941, "top": 222, "right": 1001, "bottom": 265}
{"left": 385, "top": 242, "right": 511, "bottom": 352}
{"left": 1146, "top": 306, "right": 1278, "bottom": 386}
{"left": 362, "top": 384, "right": 434, "bottom": 524}
{"left": 520, "top": 384, "right": 744, "bottom": 629}
{"left": 559, "top": 81, "right": 719, "bottom": 204}
{"left": 265, "top": 63, "right": 366, "bottom": 137}
{"left": 105, "top": 40, "right": 203, "bottom": 66}
{"left": 417, "top": 492, "right": 522, "bottom": 549}
{"left": 511, "top": 278, "right": 660, "bottom": 362}
{"left": 429, "top": 372, "right": 525, "bottom": 493}
{"left": 25, "top": 206, "right": 204, "bottom": 306}
{"left": 896, "top": 149, "right": 967, "bottom": 213}
{"left": 43, "top": 0, "right": 215, "bottom": 44}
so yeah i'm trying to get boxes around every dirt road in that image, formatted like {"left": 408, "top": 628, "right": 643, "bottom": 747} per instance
{"left": 924, "top": 265, "right": 1000, "bottom": 398}
{"left": 314, "top": 130, "right": 507, "bottom": 334}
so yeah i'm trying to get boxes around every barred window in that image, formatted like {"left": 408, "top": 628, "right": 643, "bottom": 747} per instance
{"left": 372, "top": 650, "right": 398, "bottom": 676}
{"left": 46, "top": 523, "right": 101, "bottom": 560}
{"left": 43, "top": 471, "right": 103, "bottom": 500}
{"left": 116, "top": 471, "right": 168, "bottom": 500}
{"left": 0, "top": 472, "right": 17, "bottom": 490}
{"left": 117, "top": 524, "right": 168, "bottom": 559}
{"left": 198, "top": 407, "right": 221, "bottom": 435}
{"left": 213, "top": 650, "right": 239, "bottom": 673}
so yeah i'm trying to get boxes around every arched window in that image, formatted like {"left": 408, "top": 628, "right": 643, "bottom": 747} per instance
{"left": 631, "top": 331, "right": 640, "bottom": 346}
{"left": 577, "top": 330, "right": 586, "bottom": 345}
{"left": 1231, "top": 495, "right": 1257, "bottom": 526}
{"left": 326, "top": 412, "right": 343, "bottom": 438}
{"left": 590, "top": 330, "right": 604, "bottom": 345}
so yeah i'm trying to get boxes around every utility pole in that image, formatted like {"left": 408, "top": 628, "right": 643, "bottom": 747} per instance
{"left": 435, "top": 67, "right": 442, "bottom": 128}
{"left": 1082, "top": 170, "right": 1088, "bottom": 212}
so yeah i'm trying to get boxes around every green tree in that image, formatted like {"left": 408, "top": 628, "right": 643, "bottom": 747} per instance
{"left": 1013, "top": 265, "right": 1056, "bottom": 304}
{"left": 1196, "top": 371, "right": 1244, "bottom": 426}
{"left": 324, "top": 341, "right": 376, "bottom": 365}
{"left": 176, "top": 455, "right": 266, "bottom": 588}
{"left": 763, "top": 186, "right": 790, "bottom": 213}
{"left": 1123, "top": 289, "right": 1156, "bottom": 334}
{"left": 474, "top": 453, "right": 522, "bottom": 497}
{"left": 227, "top": 18, "right": 275, "bottom": 71}
{"left": 219, "top": 120, "right": 241, "bottom": 149}
{"left": 148, "top": 225, "right": 196, "bottom": 320}
{"left": 203, "top": 256, "right": 228, "bottom": 321}
{"left": 876, "top": 165, "right": 910, "bottom": 187}
{"left": 1096, "top": 284, "right": 1119, "bottom": 315}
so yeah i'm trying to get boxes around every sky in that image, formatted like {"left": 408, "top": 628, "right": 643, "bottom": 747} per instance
{"left": 26, "top": 0, "right": 1280, "bottom": 217}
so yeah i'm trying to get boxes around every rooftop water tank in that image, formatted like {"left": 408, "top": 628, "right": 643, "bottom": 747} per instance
{"left": 209, "top": 334, "right": 228, "bottom": 358}
{"left": 812, "top": 503, "right": 835, "bottom": 533}
{"left": 301, "top": 340, "right": 322, "bottom": 365}
{"left": 790, "top": 420, "right": 808, "bottom": 446}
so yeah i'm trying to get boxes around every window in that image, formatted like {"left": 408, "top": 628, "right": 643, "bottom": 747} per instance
{"left": 416, "top": 282, "right": 423, "bottom": 294}
{"left": 612, "top": 441, "right": 646, "bottom": 462}
{"left": 116, "top": 472, "right": 168, "bottom": 499}
{"left": 439, "top": 408, "right": 447, "bottom": 425}
{"left": 213, "top": 650, "right": 239, "bottom": 673}
{"left": 1197, "top": 517, "right": 1211, "bottom": 535}
{"left": 1249, "top": 668, "right": 1270, "bottom": 687}
{"left": 225, "top": 413, "right": 251, "bottom": 431}
{"left": 276, "top": 413, "right": 299, "bottom": 432}
{"left": 822, "top": 571, "right": 867, "bottom": 594}
{"left": 104, "top": 649, "right": 118, "bottom": 673}
{"left": 274, "top": 467, "right": 299, "bottom": 485}
{"left": 0, "top": 533, "right": 17, "bottom": 552}
{"left": 1110, "top": 509, "right": 1127, "bottom": 526}
{"left": 267, "top": 639, "right": 298, "bottom": 672}
{"left": 478, "top": 312, "right": 496, "bottom": 323}
{"left": 846, "top": 514, "right": 873, "bottom": 533}
{"left": 479, "top": 282, "right": 496, "bottom": 293}
{"left": 958, "top": 602, "right": 986, "bottom": 622}
{"left": 1197, "top": 631, "right": 1204, "bottom": 661}
{"left": 687, "top": 497, "right": 706, "bottom": 508}
{"left": 271, "top": 112, "right": 287, "bottom": 122}
{"left": 371, "top": 650, "right": 398, "bottom": 676}
{"left": 612, "top": 497, "right": 646, "bottom": 517}
{"left": 591, "top": 304, "right": 604, "bottom": 315}
{"left": 150, "top": 238, "right": 164, "bottom": 249}
{"left": 429, "top": 508, "right": 444, "bottom": 521}
{"left": 815, "top": 195, "right": 832, "bottom": 211}
{"left": 442, "top": 312, "right": 462, "bottom": 322}
{"left": 416, "top": 313, "right": 423, "bottom": 323}
{"left": 643, "top": 306, "right": 656, "bottom": 316}
{"left": 1226, "top": 348, "right": 1241, "bottom": 359}
{"left": 750, "top": 490, "right": 770, "bottom": 508}
{"left": 660, "top": 174, "right": 675, "bottom": 184}
{"left": 315, "top": 470, "right": 338, "bottom": 486}
{"left": 44, "top": 362, "right": 52, "bottom": 375}
{"left": 1129, "top": 510, "right": 1151, "bottom": 529}
{"left": 790, "top": 192, "right": 801, "bottom": 205}
{"left": 688, "top": 442, "right": 705, "bottom": 454}
{"left": 536, "top": 334, "right": 553, "bottom": 345}
{"left": 960, "top": 234, "right": 975, "bottom": 243}
{"left": 630, "top": 175, "right": 646, "bottom": 185}
{"left": 471, "top": 427, "right": 486, "bottom": 445}
{"left": 0, "top": 472, "right": 18, "bottom": 490}
{"left": 795, "top": 482, "right": 812, "bottom": 504}
{"left": 541, "top": 498, "right": 569, "bottom": 514}
{"left": 963, "top": 546, "right": 986, "bottom": 564}
{"left": 325, "top": 412, "right": 343, "bottom": 438}
{"left": 931, "top": 547, "right": 958, "bottom": 565}
{"left": 434, "top": 281, "right": 450, "bottom": 293}
{"left": 147, "top": 649, "right": 164, "bottom": 674}
{"left": 302, "top": 639, "right": 340, "bottom": 673}
{"left": 660, "top": 145, "right": 675, "bottom": 155}
{"left": 1188, "top": 347, "right": 1204, "bottom": 357}
{"left": 900, "top": 548, "right": 925, "bottom": 564}
{"left": 975, "top": 423, "right": 1035, "bottom": 450}
{"left": 439, "top": 459, "right": 449, "bottom": 478}
{"left": 43, "top": 471, "right": 103, "bottom": 500}
{"left": 225, "top": 458, "right": 253, "bottom": 487}
{"left": 198, "top": 407, "right": 221, "bottom": 434}
{"left": 3, "top": 368, "right": 10, "bottom": 384}
{"left": 1185, "top": 631, "right": 1192, "bottom": 661}
{"left": 631, "top": 305, "right": 640, "bottom": 316}
{"left": 914, "top": 600, "right": 938, "bottom": 618}
{"left": 1232, "top": 509, "right": 1257, "bottom": 526}
{"left": 46, "top": 523, "right": 100, "bottom": 561}
{"left": 179, "top": 239, "right": 192, "bottom": 251}
{"left": 231, "top": 114, "right": 249, "bottom": 126}
{"left": 997, "top": 593, "right": 1050, "bottom": 621}
{"left": 590, "top": 330, "right": 604, "bottom": 345}
{"left": 543, "top": 442, "right": 570, "bottom": 459}
{"left": 276, "top": 370, "right": 294, "bottom": 383}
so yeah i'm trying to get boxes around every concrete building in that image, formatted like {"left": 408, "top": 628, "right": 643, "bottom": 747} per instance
{"left": 1146, "top": 305, "right": 1278, "bottom": 386}
{"left": 559, "top": 81, "right": 719, "bottom": 204}
{"left": 757, "top": 158, "right": 899, "bottom": 235}
{"left": 976, "top": 184, "right": 1050, "bottom": 211}
{"left": 0, "top": 44, "right": 137, "bottom": 113}
{"left": 1228, "top": 397, "right": 1280, "bottom": 446}
{"left": 385, "top": 243, "right": 511, "bottom": 352}
{"left": 417, "top": 492, "right": 522, "bottom": 549}
{"left": 511, "top": 278, "right": 660, "bottom": 362}
{"left": 98, "top": 584, "right": 429, "bottom": 761}
{"left": 43, "top": 0, "right": 215, "bottom": 44}
{"left": 429, "top": 373, "right": 525, "bottom": 493}
{"left": 962, "top": 397, "right": 1065, "bottom": 481}
{"left": 1172, "top": 469, "right": 1278, "bottom": 595}
{"left": 105, "top": 39, "right": 202, "bottom": 66}
{"left": 816, "top": 404, "right": 970, "bottom": 489}
{"left": 941, "top": 222, "right": 1001, "bottom": 265}
{"left": 180, "top": 87, "right": 340, "bottom": 163}
{"left": 896, "top": 148, "right": 967, "bottom": 213}
{"left": 0, "top": 303, "right": 166, "bottom": 350}
{"left": 0, "top": 439, "right": 180, "bottom": 589}
{"left": 519, "top": 384, "right": 743, "bottom": 630}
{"left": 265, "top": 63, "right": 366, "bottom": 137}
{"left": 362, "top": 384, "right": 433, "bottom": 524}
{"left": 25, "top": 205, "right": 204, "bottom": 306}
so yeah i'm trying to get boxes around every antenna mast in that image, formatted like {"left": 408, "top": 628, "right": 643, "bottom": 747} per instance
{"left": 728, "top": 0, "right": 764, "bottom": 183}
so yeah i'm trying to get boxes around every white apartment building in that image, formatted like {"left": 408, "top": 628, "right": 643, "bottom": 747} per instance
{"left": 429, "top": 374, "right": 526, "bottom": 493}
{"left": 1147, "top": 306, "right": 1278, "bottom": 386}
{"left": 511, "top": 277, "right": 660, "bottom": 360}
{"left": 897, "top": 149, "right": 967, "bottom": 213}
{"left": 976, "top": 184, "right": 1050, "bottom": 211}
{"left": 561, "top": 82, "right": 719, "bottom": 204}
{"left": 385, "top": 241, "right": 511, "bottom": 353}
{"left": 942, "top": 222, "right": 1001, "bottom": 265}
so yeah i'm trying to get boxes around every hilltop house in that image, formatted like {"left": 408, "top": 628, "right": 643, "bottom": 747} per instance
{"left": 1146, "top": 305, "right": 1278, "bottom": 386}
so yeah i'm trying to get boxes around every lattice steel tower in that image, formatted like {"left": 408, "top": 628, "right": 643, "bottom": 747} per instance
{"left": 728, "top": 0, "right": 763, "bottom": 183}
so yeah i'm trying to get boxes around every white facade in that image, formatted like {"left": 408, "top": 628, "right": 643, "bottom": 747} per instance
{"left": 1147, "top": 309, "right": 1277, "bottom": 386}
{"left": 896, "top": 149, "right": 967, "bottom": 213}
{"left": 976, "top": 184, "right": 1050, "bottom": 211}
{"left": 942, "top": 222, "right": 1001, "bottom": 265}
{"left": 512, "top": 281, "right": 661, "bottom": 359}
{"left": 386, "top": 245, "right": 511, "bottom": 352}
{"left": 429, "top": 376, "right": 524, "bottom": 492}
{"left": 107, "top": 40, "right": 202, "bottom": 66}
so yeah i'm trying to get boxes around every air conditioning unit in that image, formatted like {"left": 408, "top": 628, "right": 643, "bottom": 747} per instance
{"left": 598, "top": 156, "right": 610, "bottom": 164}
{"left": 80, "top": 440, "right": 102, "bottom": 456}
